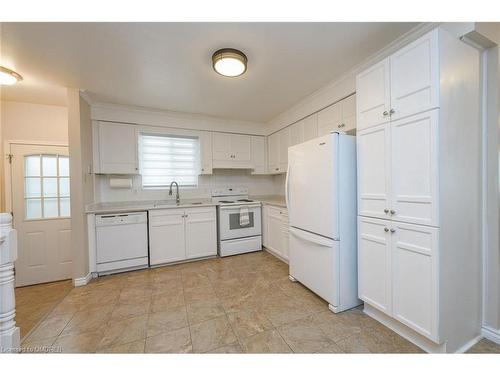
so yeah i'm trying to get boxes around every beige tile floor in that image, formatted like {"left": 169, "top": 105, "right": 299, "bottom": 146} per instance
{"left": 17, "top": 251, "right": 500, "bottom": 354}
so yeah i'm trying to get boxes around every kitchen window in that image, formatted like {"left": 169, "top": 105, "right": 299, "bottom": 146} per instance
{"left": 139, "top": 134, "right": 199, "bottom": 188}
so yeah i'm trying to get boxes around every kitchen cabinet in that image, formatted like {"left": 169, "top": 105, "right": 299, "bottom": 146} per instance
{"left": 199, "top": 131, "right": 213, "bottom": 175}
{"left": 356, "top": 28, "right": 481, "bottom": 352}
{"left": 250, "top": 136, "right": 267, "bottom": 174}
{"left": 290, "top": 114, "right": 318, "bottom": 146}
{"left": 212, "top": 133, "right": 252, "bottom": 168}
{"left": 279, "top": 128, "right": 291, "bottom": 173}
{"left": 358, "top": 216, "right": 438, "bottom": 342}
{"left": 267, "top": 132, "right": 280, "bottom": 174}
{"left": 149, "top": 206, "right": 217, "bottom": 265}
{"left": 358, "top": 110, "right": 438, "bottom": 227}
{"left": 96, "top": 121, "right": 138, "bottom": 174}
{"left": 357, "top": 31, "right": 438, "bottom": 131}
{"left": 317, "top": 94, "right": 357, "bottom": 136}
{"left": 262, "top": 205, "right": 289, "bottom": 261}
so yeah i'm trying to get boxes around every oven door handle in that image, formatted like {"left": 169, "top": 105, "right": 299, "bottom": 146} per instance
{"left": 219, "top": 204, "right": 261, "bottom": 211}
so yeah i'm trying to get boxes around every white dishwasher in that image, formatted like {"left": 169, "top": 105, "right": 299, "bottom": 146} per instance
{"left": 95, "top": 212, "right": 149, "bottom": 274}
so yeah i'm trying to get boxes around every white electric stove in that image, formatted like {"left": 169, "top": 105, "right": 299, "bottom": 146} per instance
{"left": 212, "top": 187, "right": 262, "bottom": 257}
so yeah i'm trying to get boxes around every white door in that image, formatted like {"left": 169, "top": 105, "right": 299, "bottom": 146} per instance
{"left": 356, "top": 58, "right": 391, "bottom": 130}
{"left": 279, "top": 128, "right": 291, "bottom": 172}
{"left": 185, "top": 208, "right": 217, "bottom": 259}
{"left": 358, "top": 217, "right": 392, "bottom": 314}
{"left": 289, "top": 227, "right": 340, "bottom": 306}
{"left": 250, "top": 136, "right": 267, "bottom": 174}
{"left": 391, "top": 221, "right": 439, "bottom": 342}
{"left": 212, "top": 133, "right": 232, "bottom": 161}
{"left": 318, "top": 101, "right": 342, "bottom": 136}
{"left": 280, "top": 212, "right": 289, "bottom": 261}
{"left": 302, "top": 114, "right": 318, "bottom": 142}
{"left": 267, "top": 206, "right": 285, "bottom": 257}
{"left": 341, "top": 94, "right": 357, "bottom": 133}
{"left": 268, "top": 133, "right": 280, "bottom": 173}
{"left": 262, "top": 206, "right": 270, "bottom": 248}
{"left": 149, "top": 209, "right": 186, "bottom": 265}
{"left": 288, "top": 134, "right": 338, "bottom": 239}
{"left": 10, "top": 144, "right": 72, "bottom": 287}
{"left": 199, "top": 131, "right": 213, "bottom": 175}
{"left": 357, "top": 123, "right": 392, "bottom": 220}
{"left": 231, "top": 134, "right": 251, "bottom": 162}
{"left": 99, "top": 122, "right": 138, "bottom": 174}
{"left": 390, "top": 30, "right": 439, "bottom": 121}
{"left": 290, "top": 121, "right": 304, "bottom": 147}
{"left": 391, "top": 110, "right": 439, "bottom": 226}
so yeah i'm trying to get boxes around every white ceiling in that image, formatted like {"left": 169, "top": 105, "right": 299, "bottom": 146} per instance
{"left": 0, "top": 22, "right": 418, "bottom": 122}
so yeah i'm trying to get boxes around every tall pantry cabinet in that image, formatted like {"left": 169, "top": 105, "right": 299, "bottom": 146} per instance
{"left": 356, "top": 28, "right": 481, "bottom": 353}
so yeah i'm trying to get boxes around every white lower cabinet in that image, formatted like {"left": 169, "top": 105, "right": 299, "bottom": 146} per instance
{"left": 149, "top": 207, "right": 217, "bottom": 265}
{"left": 263, "top": 205, "right": 289, "bottom": 261}
{"left": 358, "top": 216, "right": 439, "bottom": 342}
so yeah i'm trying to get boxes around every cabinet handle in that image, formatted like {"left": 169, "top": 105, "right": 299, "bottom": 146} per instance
{"left": 390, "top": 228, "right": 396, "bottom": 233}
{"left": 383, "top": 110, "right": 389, "bottom": 116}
{"left": 390, "top": 209, "right": 396, "bottom": 215}
{"left": 201, "top": 168, "right": 205, "bottom": 171}
{"left": 384, "top": 227, "right": 389, "bottom": 232}
{"left": 275, "top": 168, "right": 279, "bottom": 171}
{"left": 389, "top": 108, "right": 395, "bottom": 115}
{"left": 338, "top": 123, "right": 345, "bottom": 128}
{"left": 384, "top": 209, "right": 389, "bottom": 214}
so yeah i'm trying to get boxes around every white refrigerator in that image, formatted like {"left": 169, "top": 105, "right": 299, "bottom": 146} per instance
{"left": 287, "top": 132, "right": 360, "bottom": 313}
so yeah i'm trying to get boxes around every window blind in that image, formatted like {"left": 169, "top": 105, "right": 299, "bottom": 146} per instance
{"left": 139, "top": 134, "right": 199, "bottom": 188}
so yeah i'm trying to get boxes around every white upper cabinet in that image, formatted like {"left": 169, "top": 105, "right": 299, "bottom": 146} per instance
{"left": 250, "top": 136, "right": 267, "bottom": 174}
{"left": 391, "top": 110, "right": 438, "bottom": 227}
{"left": 278, "top": 127, "right": 291, "bottom": 173}
{"left": 357, "top": 123, "right": 391, "bottom": 220}
{"left": 199, "top": 131, "right": 213, "bottom": 175}
{"left": 212, "top": 133, "right": 252, "bottom": 168}
{"left": 341, "top": 94, "right": 357, "bottom": 133}
{"left": 291, "top": 114, "right": 318, "bottom": 146}
{"left": 290, "top": 121, "right": 304, "bottom": 146}
{"left": 97, "top": 121, "right": 138, "bottom": 174}
{"left": 318, "top": 101, "right": 342, "bottom": 136}
{"left": 390, "top": 30, "right": 439, "bottom": 121}
{"left": 356, "top": 59, "right": 391, "bottom": 130}
{"left": 268, "top": 132, "right": 280, "bottom": 174}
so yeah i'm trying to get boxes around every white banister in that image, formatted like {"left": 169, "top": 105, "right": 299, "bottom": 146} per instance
{"left": 0, "top": 213, "right": 20, "bottom": 353}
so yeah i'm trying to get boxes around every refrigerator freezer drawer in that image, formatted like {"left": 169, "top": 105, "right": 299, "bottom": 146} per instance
{"left": 289, "top": 227, "right": 340, "bottom": 307}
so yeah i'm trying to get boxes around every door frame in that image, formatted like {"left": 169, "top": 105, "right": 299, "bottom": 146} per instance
{"left": 3, "top": 140, "right": 69, "bottom": 215}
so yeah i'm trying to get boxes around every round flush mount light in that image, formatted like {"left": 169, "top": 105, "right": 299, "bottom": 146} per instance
{"left": 0, "top": 66, "right": 23, "bottom": 85}
{"left": 212, "top": 48, "right": 247, "bottom": 77}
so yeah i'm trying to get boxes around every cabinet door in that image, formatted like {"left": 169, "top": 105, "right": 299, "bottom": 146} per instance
{"left": 231, "top": 134, "right": 251, "bottom": 162}
{"left": 390, "top": 30, "right": 439, "bottom": 121}
{"left": 262, "top": 206, "right": 270, "bottom": 248}
{"left": 391, "top": 222, "right": 439, "bottom": 342}
{"left": 302, "top": 113, "right": 318, "bottom": 142}
{"left": 212, "top": 133, "right": 232, "bottom": 161}
{"left": 358, "top": 217, "right": 392, "bottom": 314}
{"left": 267, "top": 207, "right": 285, "bottom": 257}
{"left": 98, "top": 122, "right": 138, "bottom": 174}
{"left": 199, "top": 131, "right": 213, "bottom": 175}
{"left": 290, "top": 121, "right": 304, "bottom": 147}
{"left": 279, "top": 128, "right": 291, "bottom": 172}
{"left": 318, "top": 102, "right": 342, "bottom": 136}
{"left": 251, "top": 136, "right": 267, "bottom": 174}
{"left": 281, "top": 211, "right": 289, "bottom": 261}
{"left": 185, "top": 207, "right": 217, "bottom": 259}
{"left": 149, "top": 209, "right": 186, "bottom": 265}
{"left": 356, "top": 58, "right": 391, "bottom": 130}
{"left": 357, "top": 123, "right": 391, "bottom": 220}
{"left": 391, "top": 110, "right": 438, "bottom": 226}
{"left": 268, "top": 133, "right": 280, "bottom": 174}
{"left": 341, "top": 94, "right": 357, "bottom": 132}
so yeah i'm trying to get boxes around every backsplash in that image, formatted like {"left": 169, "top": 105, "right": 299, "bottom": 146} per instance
{"left": 95, "top": 169, "right": 285, "bottom": 202}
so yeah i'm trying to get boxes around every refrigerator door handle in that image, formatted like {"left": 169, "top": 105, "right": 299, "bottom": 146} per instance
{"left": 285, "top": 163, "right": 290, "bottom": 213}
{"left": 289, "top": 227, "right": 335, "bottom": 247}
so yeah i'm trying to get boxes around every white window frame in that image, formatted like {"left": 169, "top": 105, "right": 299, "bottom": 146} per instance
{"left": 138, "top": 133, "right": 200, "bottom": 190}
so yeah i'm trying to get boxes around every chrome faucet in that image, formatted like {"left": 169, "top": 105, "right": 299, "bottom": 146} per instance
{"left": 169, "top": 181, "right": 180, "bottom": 205}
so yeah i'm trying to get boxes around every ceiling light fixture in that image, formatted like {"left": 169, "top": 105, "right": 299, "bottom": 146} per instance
{"left": 212, "top": 48, "right": 247, "bottom": 77}
{"left": 0, "top": 66, "right": 23, "bottom": 85}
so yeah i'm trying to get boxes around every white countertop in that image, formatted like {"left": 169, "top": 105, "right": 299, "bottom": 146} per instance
{"left": 86, "top": 199, "right": 217, "bottom": 214}
{"left": 251, "top": 195, "right": 287, "bottom": 208}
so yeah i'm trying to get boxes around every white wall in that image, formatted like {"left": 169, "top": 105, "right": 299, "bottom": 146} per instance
{"left": 0, "top": 100, "right": 68, "bottom": 209}
{"left": 95, "top": 169, "right": 281, "bottom": 203}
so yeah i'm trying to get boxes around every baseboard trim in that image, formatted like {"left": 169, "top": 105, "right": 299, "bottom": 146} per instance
{"left": 263, "top": 247, "right": 289, "bottom": 264}
{"left": 73, "top": 273, "right": 92, "bottom": 287}
{"left": 455, "top": 335, "right": 483, "bottom": 353}
{"left": 481, "top": 326, "right": 500, "bottom": 345}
